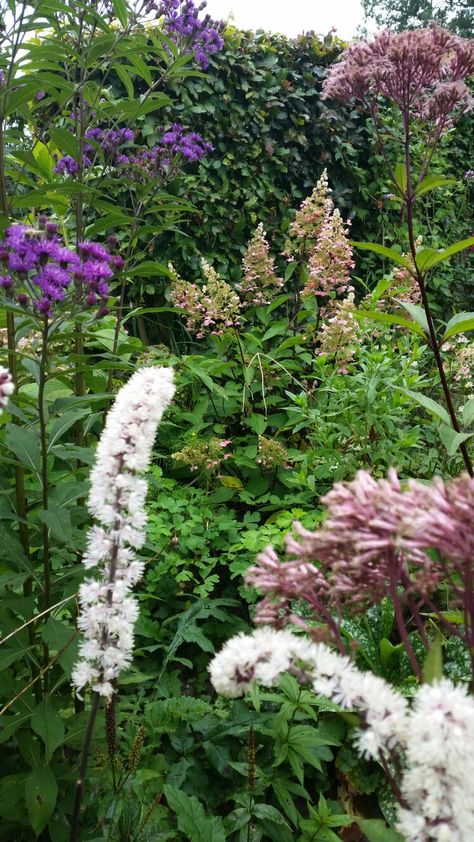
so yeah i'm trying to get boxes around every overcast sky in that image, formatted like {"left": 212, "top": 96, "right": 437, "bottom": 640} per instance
{"left": 204, "top": 0, "right": 368, "bottom": 40}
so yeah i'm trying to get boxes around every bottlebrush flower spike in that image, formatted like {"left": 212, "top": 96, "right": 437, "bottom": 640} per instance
{"left": 237, "top": 223, "right": 284, "bottom": 307}
{"left": 0, "top": 366, "right": 13, "bottom": 411}
{"left": 72, "top": 367, "right": 175, "bottom": 699}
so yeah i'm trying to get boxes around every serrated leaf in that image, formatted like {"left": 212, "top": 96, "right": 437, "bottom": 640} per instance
{"left": 39, "top": 507, "right": 72, "bottom": 543}
{"left": 395, "top": 388, "right": 451, "bottom": 425}
{"left": 31, "top": 699, "right": 65, "bottom": 762}
{"left": 164, "top": 785, "right": 225, "bottom": 842}
{"left": 25, "top": 766, "right": 57, "bottom": 835}
{"left": 5, "top": 424, "right": 41, "bottom": 475}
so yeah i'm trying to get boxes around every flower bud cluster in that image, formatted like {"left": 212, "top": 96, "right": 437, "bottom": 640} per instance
{"left": 172, "top": 434, "right": 232, "bottom": 473}
{"left": 237, "top": 223, "right": 284, "bottom": 307}
{"left": 169, "top": 260, "right": 241, "bottom": 338}
{"left": 317, "top": 292, "right": 359, "bottom": 372}
{"left": 151, "top": 0, "right": 224, "bottom": 69}
{"left": 284, "top": 169, "right": 332, "bottom": 258}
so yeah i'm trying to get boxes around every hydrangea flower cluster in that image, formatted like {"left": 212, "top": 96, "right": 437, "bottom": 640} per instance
{"left": 284, "top": 169, "right": 332, "bottom": 259}
{"left": 151, "top": 0, "right": 224, "bottom": 69}
{"left": 303, "top": 209, "right": 355, "bottom": 299}
{"left": 237, "top": 223, "right": 284, "bottom": 307}
{"left": 322, "top": 25, "right": 474, "bottom": 135}
{"left": 169, "top": 260, "right": 241, "bottom": 339}
{"left": 172, "top": 434, "right": 232, "bottom": 473}
{"left": 256, "top": 436, "right": 290, "bottom": 471}
{"left": 0, "top": 217, "right": 123, "bottom": 317}
{"left": 72, "top": 367, "right": 175, "bottom": 699}
{"left": 444, "top": 333, "right": 474, "bottom": 396}
{"left": 0, "top": 367, "right": 13, "bottom": 411}
{"left": 318, "top": 293, "right": 360, "bottom": 373}
{"left": 209, "top": 628, "right": 474, "bottom": 841}
{"left": 0, "top": 221, "right": 120, "bottom": 317}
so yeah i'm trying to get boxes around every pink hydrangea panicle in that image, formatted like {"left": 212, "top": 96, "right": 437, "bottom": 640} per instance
{"left": 284, "top": 170, "right": 333, "bottom": 258}
{"left": 303, "top": 209, "right": 355, "bottom": 299}
{"left": 318, "top": 293, "right": 360, "bottom": 372}
{"left": 0, "top": 366, "right": 14, "bottom": 411}
{"left": 322, "top": 26, "right": 474, "bottom": 133}
{"left": 237, "top": 223, "right": 284, "bottom": 307}
{"left": 72, "top": 367, "right": 175, "bottom": 699}
{"left": 169, "top": 260, "right": 241, "bottom": 338}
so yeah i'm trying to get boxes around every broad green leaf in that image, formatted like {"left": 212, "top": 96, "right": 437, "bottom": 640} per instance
{"left": 422, "top": 634, "right": 443, "bottom": 684}
{"left": 356, "top": 819, "right": 404, "bottom": 842}
{"left": 219, "top": 475, "right": 244, "bottom": 489}
{"left": 351, "top": 242, "right": 412, "bottom": 270}
{"left": 47, "top": 408, "right": 90, "bottom": 451}
{"left": 164, "top": 785, "right": 226, "bottom": 842}
{"left": 421, "top": 237, "right": 474, "bottom": 270}
{"left": 395, "top": 300, "right": 429, "bottom": 333}
{"left": 395, "top": 388, "right": 451, "bottom": 426}
{"left": 115, "top": 63, "right": 134, "bottom": 98}
{"left": 5, "top": 424, "right": 41, "bottom": 475}
{"left": 442, "top": 311, "right": 474, "bottom": 341}
{"left": 25, "top": 766, "right": 58, "bottom": 835}
{"left": 393, "top": 162, "right": 406, "bottom": 194}
{"left": 353, "top": 310, "right": 426, "bottom": 338}
{"left": 463, "top": 398, "right": 474, "bottom": 428}
{"left": 49, "top": 127, "right": 80, "bottom": 161}
{"left": 31, "top": 699, "right": 65, "bottom": 762}
{"left": 253, "top": 804, "right": 291, "bottom": 828}
{"left": 414, "top": 175, "right": 457, "bottom": 198}
{"left": 438, "top": 424, "right": 473, "bottom": 457}
{"left": 415, "top": 247, "right": 443, "bottom": 274}
{"left": 42, "top": 619, "right": 78, "bottom": 676}
{"left": 39, "top": 507, "right": 72, "bottom": 543}
{"left": 127, "top": 261, "right": 172, "bottom": 278}
{"left": 113, "top": 0, "right": 128, "bottom": 27}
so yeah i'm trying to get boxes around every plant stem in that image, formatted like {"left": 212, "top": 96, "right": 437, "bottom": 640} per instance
{"left": 70, "top": 692, "right": 101, "bottom": 842}
{"left": 403, "top": 121, "right": 473, "bottom": 477}
{"left": 38, "top": 319, "right": 52, "bottom": 691}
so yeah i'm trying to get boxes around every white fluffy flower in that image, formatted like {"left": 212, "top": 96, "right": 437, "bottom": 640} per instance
{"left": 0, "top": 366, "right": 14, "bottom": 411}
{"left": 72, "top": 367, "right": 175, "bottom": 699}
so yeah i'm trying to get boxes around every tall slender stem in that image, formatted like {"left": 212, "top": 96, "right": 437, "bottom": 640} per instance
{"left": 403, "top": 119, "right": 473, "bottom": 477}
{"left": 70, "top": 692, "right": 101, "bottom": 842}
{"left": 38, "top": 319, "right": 52, "bottom": 691}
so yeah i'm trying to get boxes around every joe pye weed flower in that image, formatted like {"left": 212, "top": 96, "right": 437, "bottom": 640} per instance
{"left": 72, "top": 366, "right": 175, "bottom": 699}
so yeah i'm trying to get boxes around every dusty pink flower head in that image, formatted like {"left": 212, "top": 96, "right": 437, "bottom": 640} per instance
{"left": 284, "top": 170, "right": 333, "bottom": 259}
{"left": 323, "top": 26, "right": 474, "bottom": 130}
{"left": 169, "top": 260, "right": 241, "bottom": 338}
{"left": 303, "top": 208, "right": 355, "bottom": 299}
{"left": 237, "top": 223, "right": 284, "bottom": 307}
{"left": 406, "top": 473, "right": 474, "bottom": 567}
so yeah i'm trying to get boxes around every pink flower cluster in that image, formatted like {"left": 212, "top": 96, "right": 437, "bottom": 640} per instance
{"left": 169, "top": 260, "right": 241, "bottom": 339}
{"left": 246, "top": 469, "right": 474, "bottom": 630}
{"left": 303, "top": 209, "right": 355, "bottom": 299}
{"left": 284, "top": 170, "right": 332, "bottom": 259}
{"left": 237, "top": 223, "right": 284, "bottom": 307}
{"left": 318, "top": 293, "right": 360, "bottom": 373}
{"left": 323, "top": 26, "right": 474, "bottom": 133}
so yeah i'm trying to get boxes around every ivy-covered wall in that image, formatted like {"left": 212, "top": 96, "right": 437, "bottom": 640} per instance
{"left": 150, "top": 29, "right": 375, "bottom": 280}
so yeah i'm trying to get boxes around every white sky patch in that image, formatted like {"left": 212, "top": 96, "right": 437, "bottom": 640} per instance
{"left": 204, "top": 0, "right": 368, "bottom": 40}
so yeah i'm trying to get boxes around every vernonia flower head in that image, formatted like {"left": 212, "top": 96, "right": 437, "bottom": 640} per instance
{"left": 72, "top": 367, "right": 175, "bottom": 699}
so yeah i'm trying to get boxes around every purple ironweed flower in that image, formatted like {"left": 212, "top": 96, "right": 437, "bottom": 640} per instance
{"left": 0, "top": 223, "right": 119, "bottom": 317}
{"left": 154, "top": 0, "right": 224, "bottom": 69}
{"left": 34, "top": 90, "right": 46, "bottom": 101}
{"left": 53, "top": 155, "right": 79, "bottom": 175}
{"left": 465, "top": 169, "right": 474, "bottom": 181}
{"left": 323, "top": 26, "right": 474, "bottom": 134}
{"left": 160, "top": 123, "right": 213, "bottom": 161}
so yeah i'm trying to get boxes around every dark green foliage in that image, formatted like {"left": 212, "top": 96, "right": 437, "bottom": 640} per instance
{"left": 362, "top": 0, "right": 474, "bottom": 36}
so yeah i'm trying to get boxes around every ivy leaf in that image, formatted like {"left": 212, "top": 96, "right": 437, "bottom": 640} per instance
{"left": 25, "top": 766, "right": 58, "bottom": 835}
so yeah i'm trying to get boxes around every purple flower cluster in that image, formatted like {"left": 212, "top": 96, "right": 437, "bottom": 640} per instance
{"left": 0, "top": 220, "right": 121, "bottom": 318}
{"left": 117, "top": 123, "right": 212, "bottom": 178}
{"left": 53, "top": 126, "right": 134, "bottom": 176}
{"left": 151, "top": 0, "right": 224, "bottom": 69}
{"left": 160, "top": 123, "right": 213, "bottom": 161}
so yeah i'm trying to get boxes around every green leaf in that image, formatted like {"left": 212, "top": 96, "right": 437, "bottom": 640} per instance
{"left": 353, "top": 310, "right": 426, "bottom": 338}
{"left": 438, "top": 424, "right": 473, "bottom": 457}
{"left": 25, "top": 766, "right": 58, "bottom": 836}
{"left": 463, "top": 398, "right": 474, "bottom": 428}
{"left": 127, "top": 261, "right": 172, "bottom": 278}
{"left": 47, "top": 408, "right": 90, "bottom": 450}
{"left": 442, "top": 312, "right": 474, "bottom": 341}
{"left": 31, "top": 699, "right": 65, "bottom": 762}
{"left": 421, "top": 237, "right": 474, "bottom": 270}
{"left": 415, "top": 247, "right": 443, "bottom": 274}
{"left": 393, "top": 162, "right": 406, "bottom": 194}
{"left": 356, "top": 819, "right": 404, "bottom": 842}
{"left": 351, "top": 242, "right": 412, "bottom": 270}
{"left": 394, "top": 300, "right": 429, "bottom": 334}
{"left": 395, "top": 388, "right": 451, "bottom": 426}
{"left": 42, "top": 619, "right": 78, "bottom": 676}
{"left": 39, "top": 507, "right": 72, "bottom": 543}
{"left": 422, "top": 633, "right": 443, "bottom": 685}
{"left": 253, "top": 804, "right": 291, "bottom": 828}
{"left": 113, "top": 0, "right": 128, "bottom": 26}
{"left": 115, "top": 63, "right": 134, "bottom": 98}
{"left": 163, "top": 785, "right": 226, "bottom": 842}
{"left": 5, "top": 424, "right": 41, "bottom": 475}
{"left": 49, "top": 128, "right": 80, "bottom": 161}
{"left": 414, "top": 175, "right": 457, "bottom": 198}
